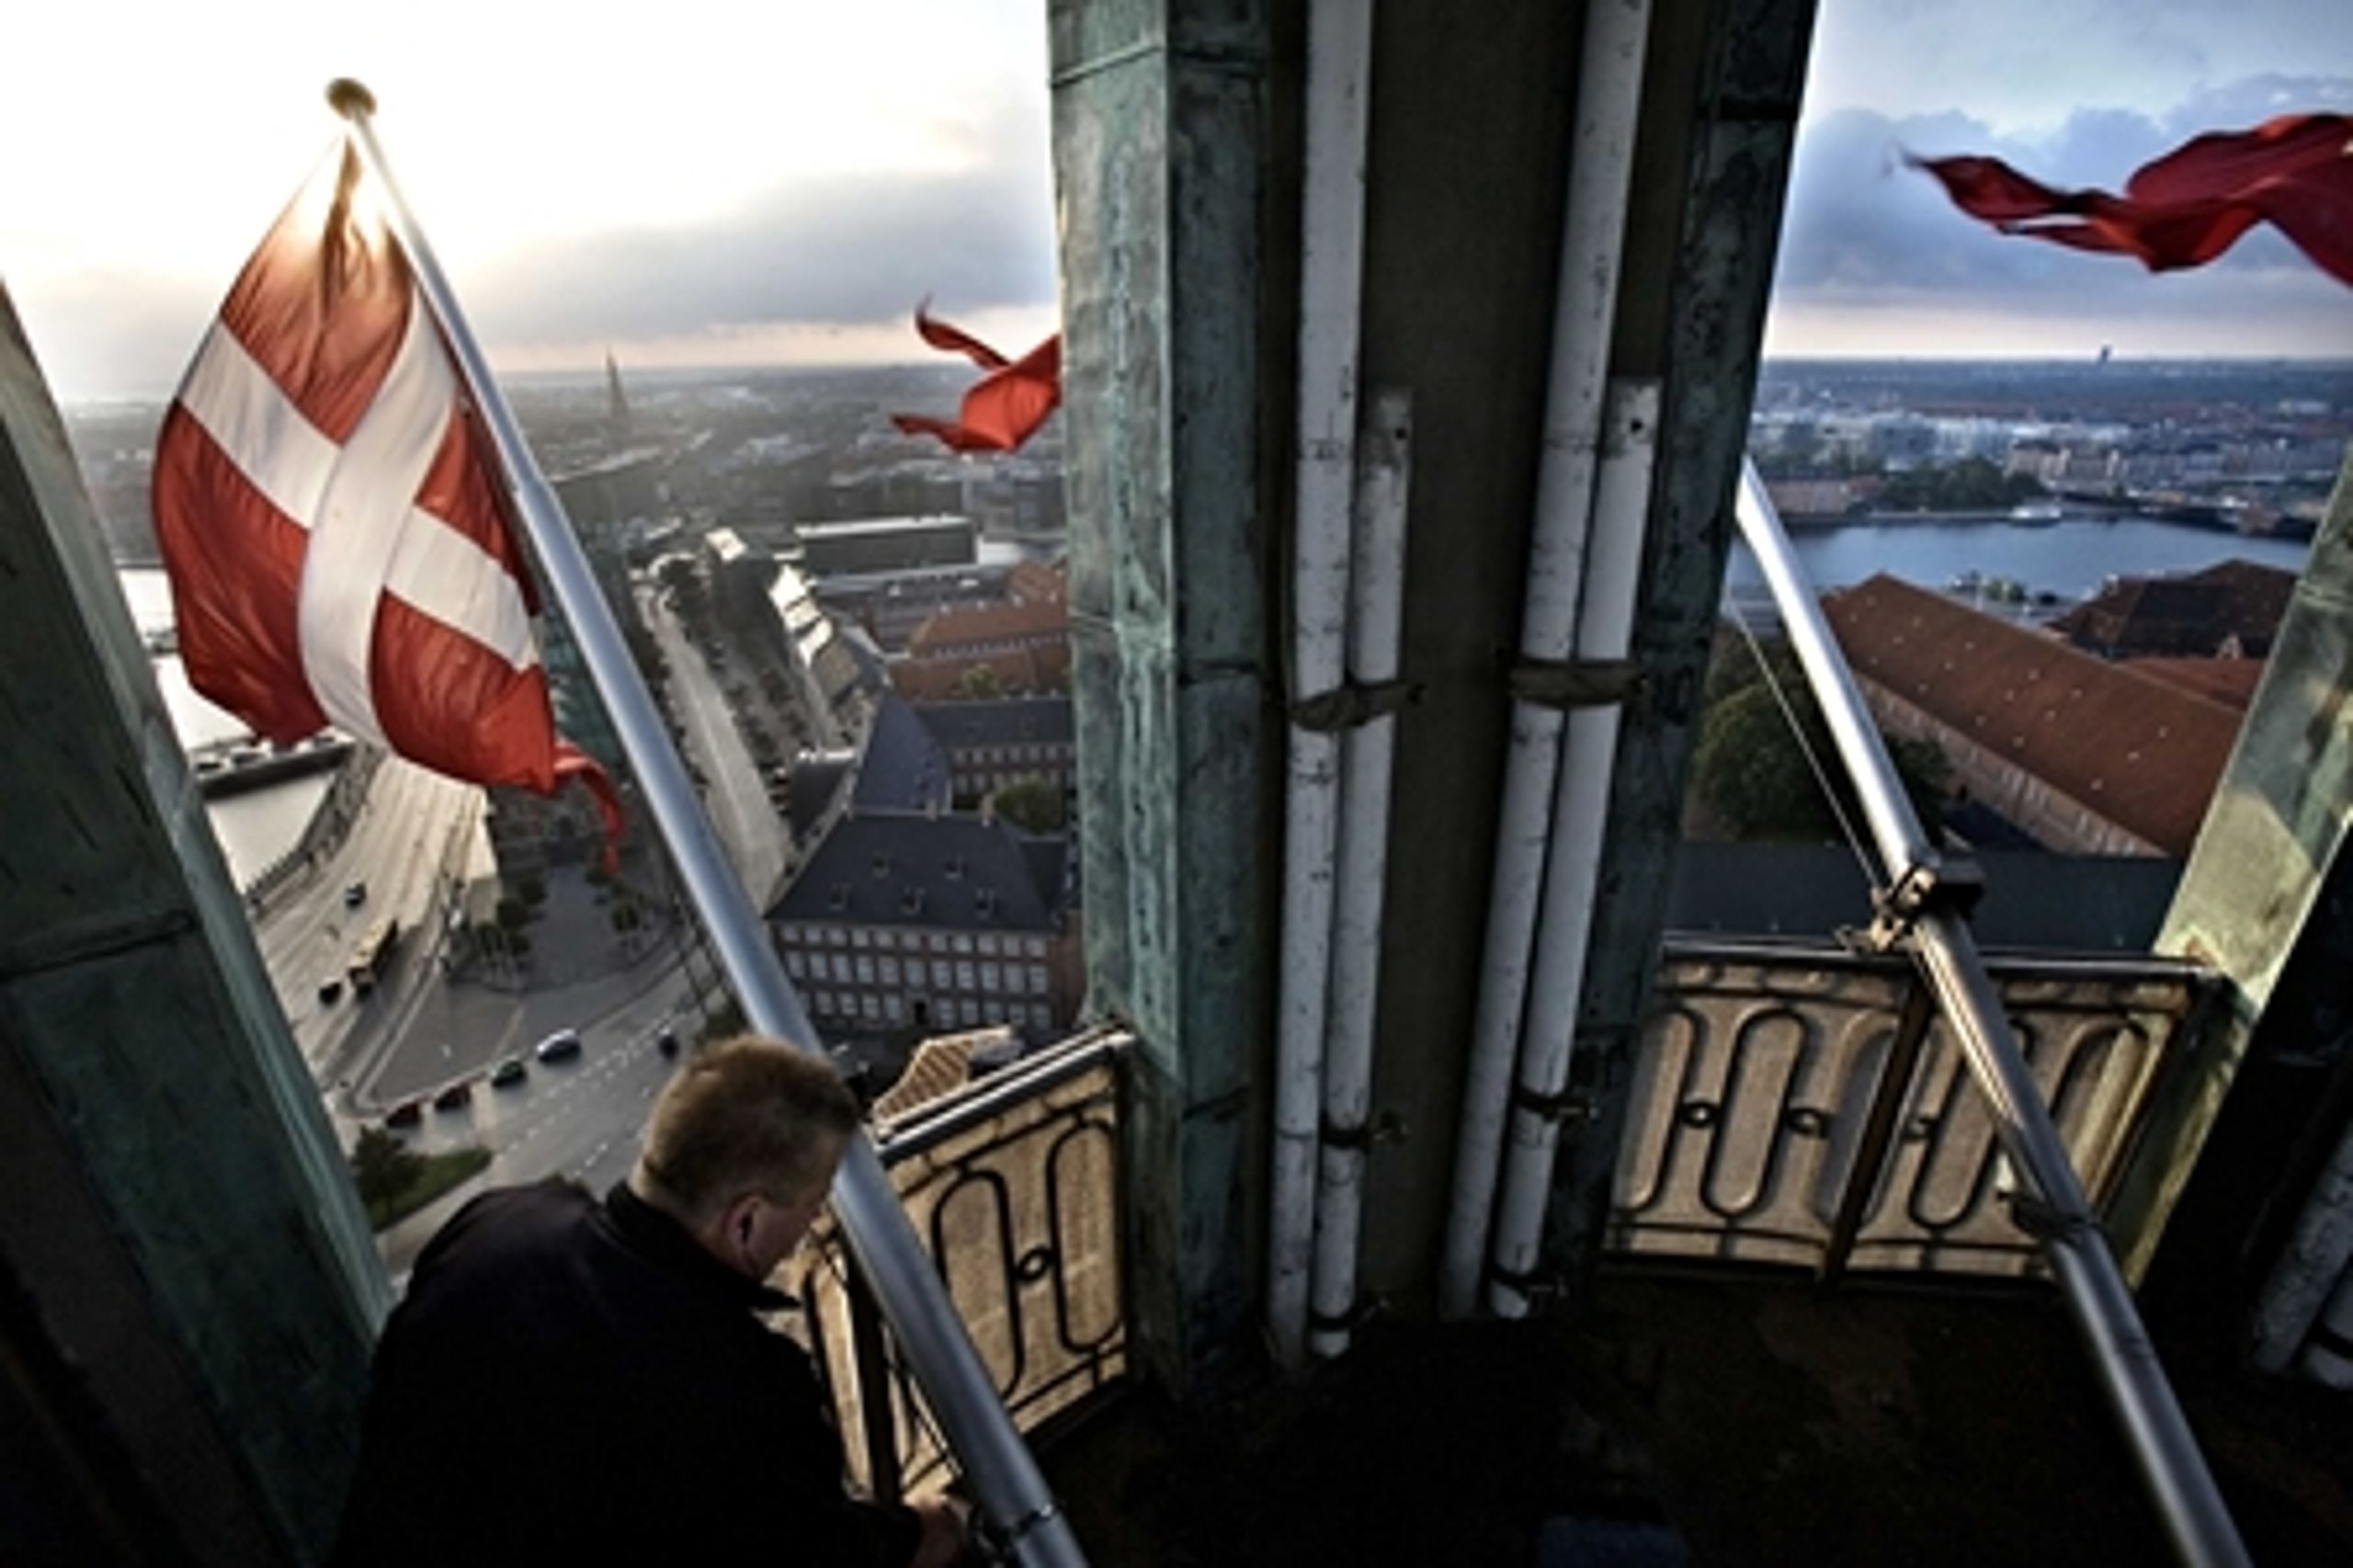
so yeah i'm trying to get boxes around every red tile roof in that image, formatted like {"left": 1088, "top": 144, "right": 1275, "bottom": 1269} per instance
{"left": 1825, "top": 575, "right": 2242, "bottom": 855}
{"left": 2123, "top": 657, "right": 2265, "bottom": 711}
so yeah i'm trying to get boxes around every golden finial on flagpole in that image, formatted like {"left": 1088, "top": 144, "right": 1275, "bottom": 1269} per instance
{"left": 326, "top": 79, "right": 377, "bottom": 119}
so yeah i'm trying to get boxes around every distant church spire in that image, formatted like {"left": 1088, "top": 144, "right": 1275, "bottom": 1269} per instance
{"left": 604, "top": 350, "right": 633, "bottom": 450}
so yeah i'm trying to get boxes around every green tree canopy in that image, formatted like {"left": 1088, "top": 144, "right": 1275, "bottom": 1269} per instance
{"left": 1691, "top": 629, "right": 1949, "bottom": 841}
{"left": 349, "top": 1127, "right": 424, "bottom": 1212}
{"left": 993, "top": 776, "right": 1067, "bottom": 835}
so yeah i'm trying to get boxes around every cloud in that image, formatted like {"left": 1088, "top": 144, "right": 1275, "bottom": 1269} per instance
{"left": 465, "top": 105, "right": 1056, "bottom": 352}
{"left": 1768, "top": 74, "right": 2353, "bottom": 350}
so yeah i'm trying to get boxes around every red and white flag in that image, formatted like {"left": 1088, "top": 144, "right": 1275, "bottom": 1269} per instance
{"left": 891, "top": 305, "right": 1062, "bottom": 454}
{"left": 153, "top": 144, "right": 620, "bottom": 846}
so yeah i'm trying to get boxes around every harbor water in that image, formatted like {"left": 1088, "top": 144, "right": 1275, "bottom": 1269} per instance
{"left": 118, "top": 567, "right": 329, "bottom": 885}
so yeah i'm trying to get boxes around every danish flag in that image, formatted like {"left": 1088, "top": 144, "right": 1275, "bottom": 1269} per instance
{"left": 153, "top": 145, "right": 620, "bottom": 844}
{"left": 890, "top": 306, "right": 1062, "bottom": 454}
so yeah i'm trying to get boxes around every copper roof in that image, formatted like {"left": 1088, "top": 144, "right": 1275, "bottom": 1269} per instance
{"left": 1825, "top": 575, "right": 2243, "bottom": 855}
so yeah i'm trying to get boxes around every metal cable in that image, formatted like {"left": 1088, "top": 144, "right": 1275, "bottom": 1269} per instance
{"left": 1723, "top": 592, "right": 1882, "bottom": 892}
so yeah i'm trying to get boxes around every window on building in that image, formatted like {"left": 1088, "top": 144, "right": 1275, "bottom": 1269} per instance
{"left": 952, "top": 934, "right": 973, "bottom": 955}
{"left": 1024, "top": 937, "right": 1047, "bottom": 959}
{"left": 852, "top": 927, "right": 870, "bottom": 949}
{"left": 880, "top": 956, "right": 901, "bottom": 986}
{"left": 930, "top": 933, "right": 949, "bottom": 954}
{"left": 1028, "top": 964, "right": 1048, "bottom": 994}
{"left": 1029, "top": 1004, "right": 1051, "bottom": 1030}
{"left": 830, "top": 927, "right": 850, "bottom": 948}
{"left": 952, "top": 960, "right": 974, "bottom": 992}
{"left": 862, "top": 994, "right": 883, "bottom": 1023}
{"left": 856, "top": 955, "right": 874, "bottom": 984}
{"left": 981, "top": 962, "right": 1001, "bottom": 993}
{"left": 785, "top": 950, "right": 806, "bottom": 979}
{"left": 834, "top": 953, "right": 854, "bottom": 983}
{"left": 978, "top": 935, "right": 998, "bottom": 956}
{"left": 932, "top": 960, "right": 954, "bottom": 990}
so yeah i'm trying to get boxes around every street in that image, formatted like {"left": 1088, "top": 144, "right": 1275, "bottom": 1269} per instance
{"left": 642, "top": 582, "right": 791, "bottom": 905}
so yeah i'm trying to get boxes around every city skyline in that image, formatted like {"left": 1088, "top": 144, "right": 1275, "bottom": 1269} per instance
{"left": 6, "top": 0, "right": 2351, "bottom": 402}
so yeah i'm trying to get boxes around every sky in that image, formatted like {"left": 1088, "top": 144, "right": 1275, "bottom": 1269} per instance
{"left": 4, "top": 0, "right": 2349, "bottom": 402}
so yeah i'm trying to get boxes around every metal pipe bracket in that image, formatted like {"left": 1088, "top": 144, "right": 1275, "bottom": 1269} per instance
{"left": 1290, "top": 678, "right": 1417, "bottom": 731}
{"left": 1863, "top": 857, "right": 1985, "bottom": 953}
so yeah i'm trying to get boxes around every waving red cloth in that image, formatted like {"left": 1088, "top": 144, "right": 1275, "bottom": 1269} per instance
{"left": 891, "top": 306, "right": 1062, "bottom": 453}
{"left": 1913, "top": 113, "right": 2353, "bottom": 286}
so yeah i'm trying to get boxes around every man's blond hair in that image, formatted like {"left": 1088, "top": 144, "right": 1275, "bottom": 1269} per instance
{"left": 636, "top": 1036, "right": 859, "bottom": 1223}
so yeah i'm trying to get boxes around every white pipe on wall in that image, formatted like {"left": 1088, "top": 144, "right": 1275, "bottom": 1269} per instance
{"left": 1486, "top": 379, "right": 1660, "bottom": 1316}
{"left": 1439, "top": 0, "right": 1654, "bottom": 1319}
{"left": 1309, "top": 391, "right": 1413, "bottom": 1359}
{"left": 1270, "top": 0, "right": 1376, "bottom": 1374}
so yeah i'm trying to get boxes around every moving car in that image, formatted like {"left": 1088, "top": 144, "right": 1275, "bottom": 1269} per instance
{"left": 656, "top": 1027, "right": 680, "bottom": 1059}
{"left": 534, "top": 1028, "right": 584, "bottom": 1063}
{"left": 488, "top": 1056, "right": 528, "bottom": 1087}
{"left": 343, "top": 880, "right": 368, "bottom": 908}
{"left": 431, "top": 1080, "right": 473, "bottom": 1111}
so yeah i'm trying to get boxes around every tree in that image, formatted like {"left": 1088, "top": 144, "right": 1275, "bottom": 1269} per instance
{"left": 953, "top": 663, "right": 1004, "bottom": 699}
{"left": 1691, "top": 629, "right": 1950, "bottom": 841}
{"left": 993, "top": 776, "right": 1067, "bottom": 834}
{"left": 350, "top": 1126, "right": 424, "bottom": 1213}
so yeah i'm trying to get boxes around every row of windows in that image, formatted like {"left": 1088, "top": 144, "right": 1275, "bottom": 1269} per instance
{"left": 808, "top": 993, "right": 1056, "bottom": 1033}
{"left": 786, "top": 949, "right": 1051, "bottom": 995}
{"left": 949, "top": 743, "right": 1070, "bottom": 765}
{"left": 780, "top": 925, "right": 1048, "bottom": 959}
{"left": 955, "top": 769, "right": 1071, "bottom": 794}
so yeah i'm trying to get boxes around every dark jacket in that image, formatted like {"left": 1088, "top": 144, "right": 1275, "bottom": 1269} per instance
{"left": 334, "top": 1178, "right": 921, "bottom": 1567}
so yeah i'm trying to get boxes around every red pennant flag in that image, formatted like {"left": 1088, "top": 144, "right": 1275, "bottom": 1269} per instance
{"left": 153, "top": 144, "right": 623, "bottom": 858}
{"left": 1912, "top": 113, "right": 2353, "bottom": 286}
{"left": 891, "top": 305, "right": 1062, "bottom": 454}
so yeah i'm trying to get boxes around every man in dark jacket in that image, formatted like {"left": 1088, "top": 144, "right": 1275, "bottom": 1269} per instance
{"left": 334, "top": 1036, "right": 966, "bottom": 1567}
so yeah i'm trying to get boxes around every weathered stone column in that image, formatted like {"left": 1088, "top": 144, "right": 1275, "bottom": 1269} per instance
{"left": 0, "top": 289, "right": 384, "bottom": 1562}
{"left": 2120, "top": 449, "right": 2353, "bottom": 1348}
{"left": 1050, "top": 0, "right": 1285, "bottom": 1386}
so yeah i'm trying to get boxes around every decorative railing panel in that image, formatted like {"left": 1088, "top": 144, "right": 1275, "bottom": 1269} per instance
{"left": 1608, "top": 942, "right": 2211, "bottom": 1279}
{"left": 791, "top": 1029, "right": 1127, "bottom": 1500}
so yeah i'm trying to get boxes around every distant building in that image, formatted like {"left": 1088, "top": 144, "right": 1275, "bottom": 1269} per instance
{"left": 1826, "top": 574, "right": 2240, "bottom": 857}
{"left": 1763, "top": 478, "right": 1868, "bottom": 520}
{"left": 912, "top": 696, "right": 1077, "bottom": 802}
{"left": 785, "top": 694, "right": 954, "bottom": 850}
{"left": 891, "top": 594, "right": 1072, "bottom": 701}
{"left": 2053, "top": 560, "right": 2296, "bottom": 660}
{"left": 813, "top": 562, "right": 1017, "bottom": 652}
{"left": 796, "top": 514, "right": 977, "bottom": 576}
{"left": 768, "top": 811, "right": 1083, "bottom": 1038}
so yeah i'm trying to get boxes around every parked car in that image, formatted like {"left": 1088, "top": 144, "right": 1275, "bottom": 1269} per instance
{"left": 534, "top": 1028, "right": 584, "bottom": 1063}
{"left": 432, "top": 1080, "right": 473, "bottom": 1111}
{"left": 343, "top": 880, "right": 368, "bottom": 908}
{"left": 317, "top": 978, "right": 345, "bottom": 1006}
{"left": 656, "top": 1027, "right": 680, "bottom": 1059}
{"left": 489, "top": 1056, "right": 528, "bottom": 1087}
{"left": 384, "top": 1098, "right": 423, "bottom": 1129}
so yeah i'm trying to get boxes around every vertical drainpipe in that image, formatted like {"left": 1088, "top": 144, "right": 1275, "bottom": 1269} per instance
{"left": 1485, "top": 380, "right": 1659, "bottom": 1315}
{"left": 1439, "top": 0, "right": 1653, "bottom": 1320}
{"left": 1269, "top": 0, "right": 1377, "bottom": 1374}
{"left": 1309, "top": 390, "right": 1413, "bottom": 1358}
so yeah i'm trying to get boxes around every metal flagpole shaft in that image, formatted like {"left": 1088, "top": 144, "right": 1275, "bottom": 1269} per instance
{"left": 1733, "top": 460, "right": 2246, "bottom": 1568}
{"left": 327, "top": 81, "right": 1083, "bottom": 1566}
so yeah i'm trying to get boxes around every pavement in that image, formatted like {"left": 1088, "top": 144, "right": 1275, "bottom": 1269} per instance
{"left": 643, "top": 583, "right": 790, "bottom": 905}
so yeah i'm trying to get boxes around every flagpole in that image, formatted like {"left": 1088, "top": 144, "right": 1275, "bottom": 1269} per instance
{"left": 326, "top": 80, "right": 1083, "bottom": 1566}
